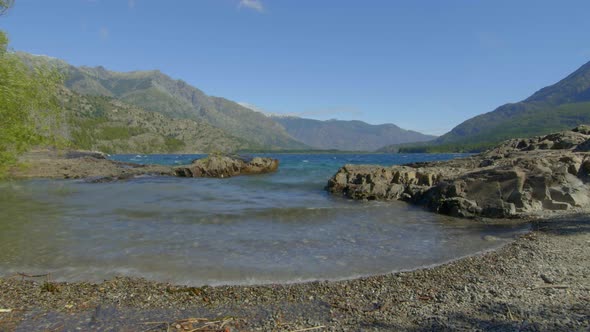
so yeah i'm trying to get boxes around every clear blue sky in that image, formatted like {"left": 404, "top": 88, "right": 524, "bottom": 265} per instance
{"left": 2, "top": 0, "right": 590, "bottom": 135}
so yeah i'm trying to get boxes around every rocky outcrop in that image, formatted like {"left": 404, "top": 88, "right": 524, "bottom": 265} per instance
{"left": 327, "top": 126, "right": 590, "bottom": 219}
{"left": 12, "top": 150, "right": 279, "bottom": 181}
{"left": 11, "top": 149, "right": 174, "bottom": 180}
{"left": 175, "top": 155, "right": 279, "bottom": 178}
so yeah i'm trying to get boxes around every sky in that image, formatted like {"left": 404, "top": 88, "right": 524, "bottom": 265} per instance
{"left": 2, "top": 0, "right": 590, "bottom": 135}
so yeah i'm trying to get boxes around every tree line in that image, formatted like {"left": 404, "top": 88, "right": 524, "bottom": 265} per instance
{"left": 0, "top": 0, "right": 64, "bottom": 176}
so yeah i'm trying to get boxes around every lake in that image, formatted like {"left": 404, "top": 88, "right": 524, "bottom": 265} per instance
{"left": 0, "top": 153, "right": 528, "bottom": 285}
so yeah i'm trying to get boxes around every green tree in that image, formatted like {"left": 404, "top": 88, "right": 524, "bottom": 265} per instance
{"left": 0, "top": 1, "right": 64, "bottom": 176}
{"left": 0, "top": 0, "right": 14, "bottom": 16}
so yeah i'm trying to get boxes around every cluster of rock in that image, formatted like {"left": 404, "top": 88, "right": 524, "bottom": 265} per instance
{"left": 11, "top": 149, "right": 174, "bottom": 180}
{"left": 175, "top": 155, "right": 279, "bottom": 178}
{"left": 327, "top": 126, "right": 590, "bottom": 218}
{"left": 12, "top": 150, "right": 279, "bottom": 180}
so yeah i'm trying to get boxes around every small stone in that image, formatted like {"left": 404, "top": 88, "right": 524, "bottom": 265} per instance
{"left": 540, "top": 274, "right": 555, "bottom": 284}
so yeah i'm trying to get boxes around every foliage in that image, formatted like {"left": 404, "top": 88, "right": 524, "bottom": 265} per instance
{"left": 96, "top": 126, "right": 147, "bottom": 140}
{"left": 0, "top": 0, "right": 13, "bottom": 16}
{"left": 164, "top": 136, "right": 185, "bottom": 152}
{"left": 0, "top": 31, "right": 63, "bottom": 175}
{"left": 62, "top": 89, "right": 250, "bottom": 154}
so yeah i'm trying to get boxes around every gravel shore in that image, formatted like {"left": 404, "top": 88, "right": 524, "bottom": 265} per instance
{"left": 1, "top": 215, "right": 588, "bottom": 331}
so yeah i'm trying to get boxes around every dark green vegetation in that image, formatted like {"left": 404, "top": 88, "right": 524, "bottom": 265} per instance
{"left": 272, "top": 117, "right": 436, "bottom": 151}
{"left": 381, "top": 60, "right": 590, "bottom": 153}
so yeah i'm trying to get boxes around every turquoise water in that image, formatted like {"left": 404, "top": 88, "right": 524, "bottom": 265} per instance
{"left": 0, "top": 153, "right": 528, "bottom": 285}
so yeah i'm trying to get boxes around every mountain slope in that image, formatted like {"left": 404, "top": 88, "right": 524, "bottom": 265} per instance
{"left": 272, "top": 116, "right": 436, "bottom": 151}
{"left": 65, "top": 66, "right": 307, "bottom": 150}
{"left": 434, "top": 60, "right": 590, "bottom": 149}
{"left": 61, "top": 89, "right": 256, "bottom": 154}
{"left": 17, "top": 53, "right": 308, "bottom": 150}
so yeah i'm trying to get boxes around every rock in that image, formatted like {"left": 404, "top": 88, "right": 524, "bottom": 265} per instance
{"left": 327, "top": 126, "right": 590, "bottom": 219}
{"left": 11, "top": 149, "right": 174, "bottom": 180}
{"left": 175, "top": 155, "right": 279, "bottom": 178}
{"left": 540, "top": 274, "right": 556, "bottom": 284}
{"left": 483, "top": 129, "right": 590, "bottom": 156}
{"left": 243, "top": 157, "right": 280, "bottom": 175}
{"left": 574, "top": 139, "right": 590, "bottom": 152}
{"left": 65, "top": 150, "right": 108, "bottom": 159}
{"left": 12, "top": 150, "right": 279, "bottom": 181}
{"left": 572, "top": 124, "right": 590, "bottom": 135}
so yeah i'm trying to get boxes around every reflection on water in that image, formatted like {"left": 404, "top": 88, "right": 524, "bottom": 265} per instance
{"left": 0, "top": 154, "right": 528, "bottom": 286}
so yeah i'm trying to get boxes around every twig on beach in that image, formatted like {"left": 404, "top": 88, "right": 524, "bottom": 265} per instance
{"left": 17, "top": 272, "right": 50, "bottom": 279}
{"left": 0, "top": 309, "right": 12, "bottom": 313}
{"left": 141, "top": 321, "right": 169, "bottom": 332}
{"left": 142, "top": 317, "right": 239, "bottom": 332}
{"left": 506, "top": 304, "right": 514, "bottom": 320}
{"left": 17, "top": 272, "right": 53, "bottom": 287}
{"left": 289, "top": 326, "right": 326, "bottom": 332}
{"left": 48, "top": 322, "right": 65, "bottom": 332}
{"left": 533, "top": 284, "right": 570, "bottom": 289}
{"left": 176, "top": 318, "right": 211, "bottom": 323}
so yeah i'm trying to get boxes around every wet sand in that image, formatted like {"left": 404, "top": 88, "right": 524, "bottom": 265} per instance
{"left": 1, "top": 215, "right": 588, "bottom": 331}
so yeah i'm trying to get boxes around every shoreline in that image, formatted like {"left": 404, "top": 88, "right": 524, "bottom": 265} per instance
{"left": 1, "top": 215, "right": 588, "bottom": 331}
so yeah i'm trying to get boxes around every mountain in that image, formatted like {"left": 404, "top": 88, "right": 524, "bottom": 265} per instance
{"left": 271, "top": 116, "right": 436, "bottom": 151}
{"left": 423, "top": 61, "right": 590, "bottom": 152}
{"left": 18, "top": 53, "right": 308, "bottom": 151}
{"left": 378, "top": 60, "right": 590, "bottom": 153}
{"left": 62, "top": 89, "right": 256, "bottom": 154}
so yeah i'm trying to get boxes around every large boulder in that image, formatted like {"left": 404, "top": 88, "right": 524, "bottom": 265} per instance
{"left": 328, "top": 126, "right": 590, "bottom": 219}
{"left": 175, "top": 155, "right": 279, "bottom": 178}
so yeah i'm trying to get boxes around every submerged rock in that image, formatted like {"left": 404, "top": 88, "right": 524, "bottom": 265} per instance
{"left": 327, "top": 126, "right": 590, "bottom": 219}
{"left": 175, "top": 155, "right": 279, "bottom": 178}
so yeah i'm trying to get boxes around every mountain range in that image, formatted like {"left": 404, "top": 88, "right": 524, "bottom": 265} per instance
{"left": 21, "top": 52, "right": 590, "bottom": 154}
{"left": 19, "top": 52, "right": 437, "bottom": 153}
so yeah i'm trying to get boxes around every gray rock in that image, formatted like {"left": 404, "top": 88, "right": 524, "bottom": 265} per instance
{"left": 175, "top": 155, "right": 279, "bottom": 178}
{"left": 327, "top": 126, "right": 590, "bottom": 219}
{"left": 572, "top": 124, "right": 590, "bottom": 135}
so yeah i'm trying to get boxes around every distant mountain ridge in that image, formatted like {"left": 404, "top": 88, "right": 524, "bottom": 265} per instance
{"left": 380, "top": 60, "right": 590, "bottom": 153}
{"left": 271, "top": 116, "right": 436, "bottom": 151}
{"left": 434, "top": 60, "right": 590, "bottom": 149}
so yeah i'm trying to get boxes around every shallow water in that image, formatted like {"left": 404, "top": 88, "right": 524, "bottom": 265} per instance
{"left": 0, "top": 153, "right": 528, "bottom": 285}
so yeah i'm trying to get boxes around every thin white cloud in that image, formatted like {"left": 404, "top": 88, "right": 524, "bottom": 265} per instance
{"left": 128, "top": 0, "right": 136, "bottom": 9}
{"left": 239, "top": 0, "right": 264, "bottom": 13}
{"left": 99, "top": 27, "right": 110, "bottom": 41}
{"left": 238, "top": 102, "right": 266, "bottom": 114}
